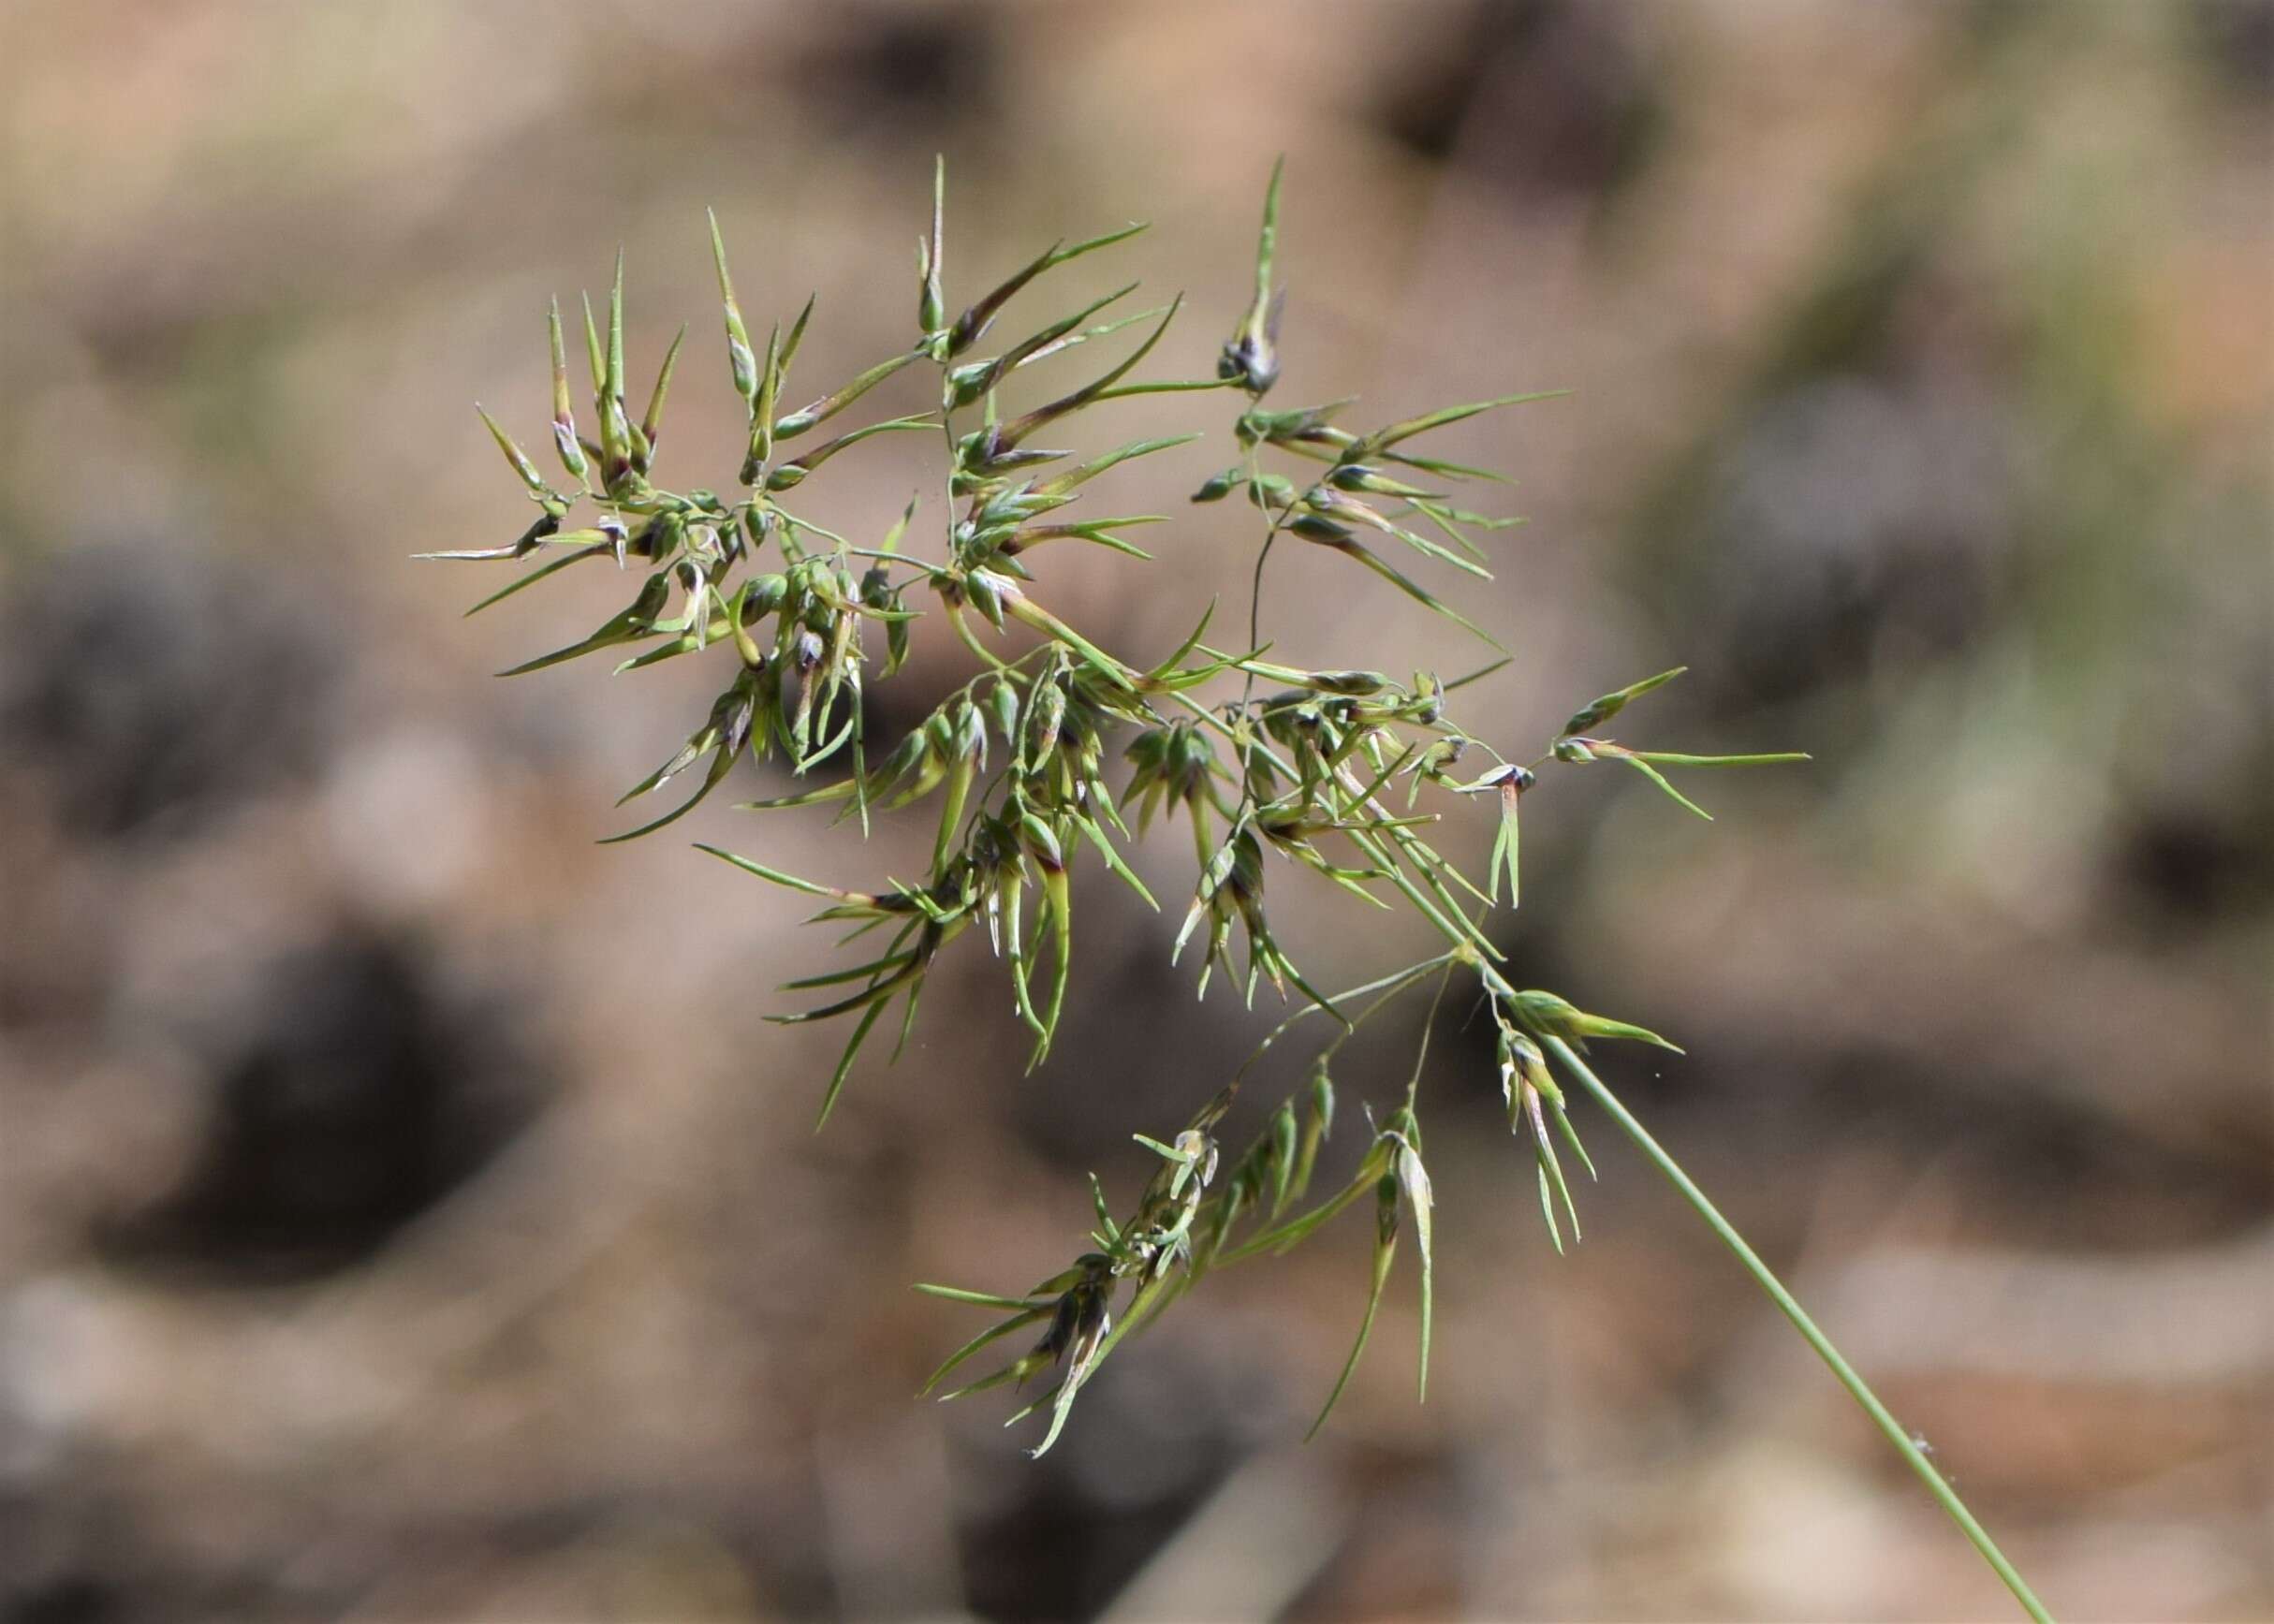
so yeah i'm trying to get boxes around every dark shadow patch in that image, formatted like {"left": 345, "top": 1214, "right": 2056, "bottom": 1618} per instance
{"left": 0, "top": 544, "right": 336, "bottom": 842}
{"left": 1373, "top": 0, "right": 1665, "bottom": 209}
{"left": 95, "top": 927, "right": 550, "bottom": 1284}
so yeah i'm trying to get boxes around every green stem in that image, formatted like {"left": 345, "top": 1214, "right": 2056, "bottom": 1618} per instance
{"left": 1542, "top": 1036, "right": 2054, "bottom": 1624}
{"left": 1231, "top": 954, "right": 1452, "bottom": 1088}
{"left": 1400, "top": 956, "right": 1460, "bottom": 1111}
{"left": 1212, "top": 1158, "right": 1384, "bottom": 1265}
{"left": 1239, "top": 443, "right": 1276, "bottom": 712}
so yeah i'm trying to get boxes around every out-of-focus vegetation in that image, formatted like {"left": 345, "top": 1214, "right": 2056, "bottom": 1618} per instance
{"left": 2, "top": 3, "right": 2267, "bottom": 1619}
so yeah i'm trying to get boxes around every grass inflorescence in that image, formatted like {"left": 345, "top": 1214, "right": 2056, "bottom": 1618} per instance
{"left": 423, "top": 157, "right": 2049, "bottom": 1621}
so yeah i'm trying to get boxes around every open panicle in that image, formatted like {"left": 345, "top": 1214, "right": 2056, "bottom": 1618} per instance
{"left": 414, "top": 157, "right": 2047, "bottom": 1624}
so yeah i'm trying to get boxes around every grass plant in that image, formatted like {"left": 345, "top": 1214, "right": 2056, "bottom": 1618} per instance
{"left": 424, "top": 158, "right": 2051, "bottom": 1620}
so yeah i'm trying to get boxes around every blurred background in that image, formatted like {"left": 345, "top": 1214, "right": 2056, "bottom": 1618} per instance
{"left": 3, "top": 1, "right": 2269, "bottom": 1618}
